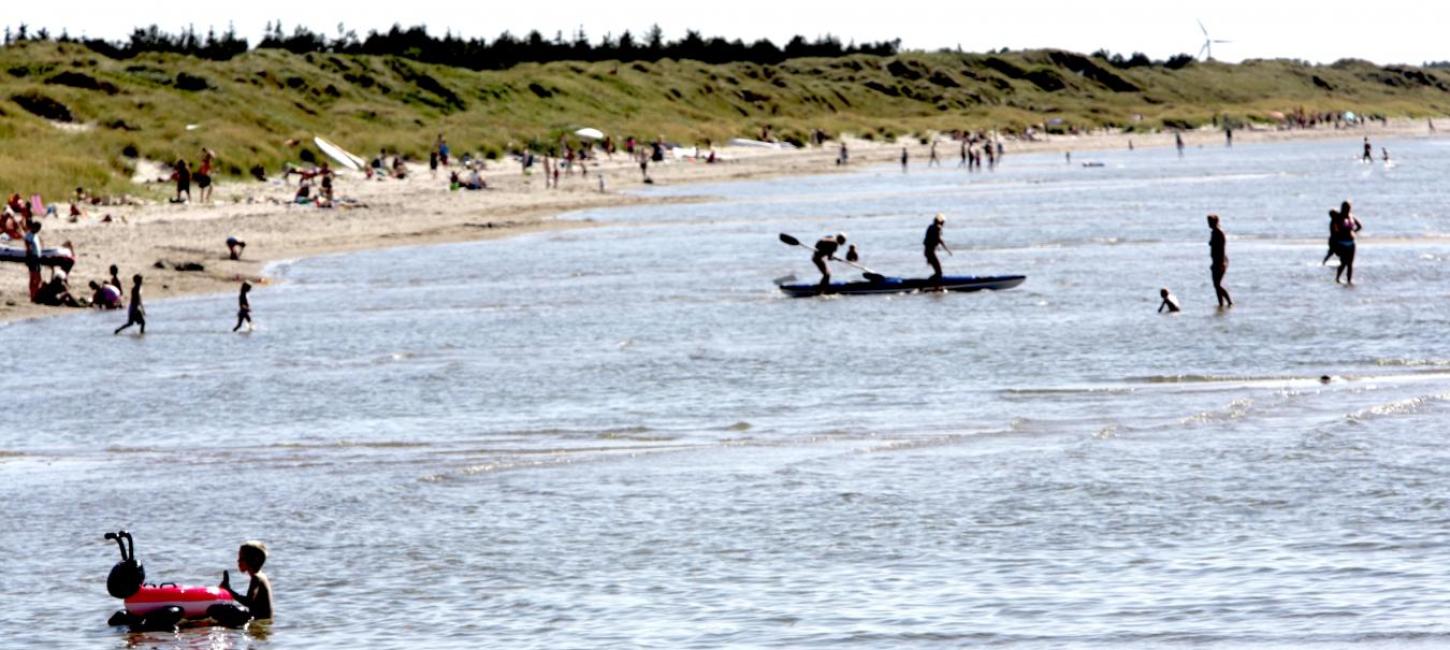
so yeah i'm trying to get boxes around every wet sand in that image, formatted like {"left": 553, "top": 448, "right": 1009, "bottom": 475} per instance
{"left": 1, "top": 118, "right": 1437, "bottom": 324}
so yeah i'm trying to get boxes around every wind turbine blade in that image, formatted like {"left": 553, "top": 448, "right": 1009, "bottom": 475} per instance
{"left": 1198, "top": 44, "right": 1209, "bottom": 59}
{"left": 1198, "top": 19, "right": 1209, "bottom": 37}
{"left": 1214, "top": 39, "right": 1233, "bottom": 44}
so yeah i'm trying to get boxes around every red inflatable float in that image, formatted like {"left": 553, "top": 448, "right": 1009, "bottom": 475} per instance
{"left": 104, "top": 531, "right": 242, "bottom": 630}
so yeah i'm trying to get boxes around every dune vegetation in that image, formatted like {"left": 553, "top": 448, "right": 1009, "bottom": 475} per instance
{"left": 4, "top": 39, "right": 1450, "bottom": 197}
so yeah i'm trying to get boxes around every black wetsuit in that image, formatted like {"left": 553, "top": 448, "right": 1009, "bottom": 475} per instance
{"left": 813, "top": 237, "right": 842, "bottom": 286}
{"left": 924, "top": 223, "right": 945, "bottom": 279}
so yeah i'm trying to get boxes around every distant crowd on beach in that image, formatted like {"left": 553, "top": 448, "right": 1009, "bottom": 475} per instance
{"left": 0, "top": 118, "right": 1419, "bottom": 333}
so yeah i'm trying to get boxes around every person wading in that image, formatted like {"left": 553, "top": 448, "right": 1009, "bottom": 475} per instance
{"left": 1207, "top": 214, "right": 1232, "bottom": 308}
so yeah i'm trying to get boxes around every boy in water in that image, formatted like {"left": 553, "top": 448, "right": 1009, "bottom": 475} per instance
{"left": 113, "top": 274, "right": 145, "bottom": 335}
{"left": 1157, "top": 288, "right": 1181, "bottom": 313}
{"left": 232, "top": 282, "right": 253, "bottom": 332}
{"left": 211, "top": 540, "right": 274, "bottom": 626}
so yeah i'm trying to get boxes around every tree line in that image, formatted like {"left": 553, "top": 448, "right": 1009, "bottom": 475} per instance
{"left": 2, "top": 22, "right": 900, "bottom": 69}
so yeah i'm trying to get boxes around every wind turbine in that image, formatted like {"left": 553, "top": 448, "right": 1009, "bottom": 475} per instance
{"left": 1197, "top": 20, "right": 1232, "bottom": 61}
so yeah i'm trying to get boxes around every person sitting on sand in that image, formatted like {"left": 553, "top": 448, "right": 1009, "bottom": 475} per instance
{"left": 0, "top": 211, "right": 20, "bottom": 240}
{"left": 35, "top": 269, "right": 80, "bottom": 307}
{"left": 812, "top": 233, "right": 847, "bottom": 287}
{"left": 1158, "top": 288, "right": 1181, "bottom": 313}
{"left": 317, "top": 173, "right": 335, "bottom": 208}
{"left": 233, "top": 282, "right": 253, "bottom": 333}
{"left": 391, "top": 156, "right": 408, "bottom": 180}
{"left": 210, "top": 541, "right": 273, "bottom": 627}
{"left": 106, "top": 264, "right": 124, "bottom": 296}
{"left": 294, "top": 180, "right": 313, "bottom": 204}
{"left": 90, "top": 280, "right": 123, "bottom": 310}
{"left": 114, "top": 274, "right": 146, "bottom": 335}
{"left": 369, "top": 151, "right": 386, "bottom": 179}
{"left": 462, "top": 167, "right": 487, "bottom": 191}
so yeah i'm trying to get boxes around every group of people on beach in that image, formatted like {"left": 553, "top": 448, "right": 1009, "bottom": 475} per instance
{"left": 916, "top": 131, "right": 1003, "bottom": 171}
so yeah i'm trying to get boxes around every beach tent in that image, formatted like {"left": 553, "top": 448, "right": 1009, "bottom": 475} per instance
{"left": 574, "top": 128, "right": 605, "bottom": 140}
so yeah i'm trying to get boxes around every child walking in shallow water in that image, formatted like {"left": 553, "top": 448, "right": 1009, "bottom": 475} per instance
{"left": 232, "top": 282, "right": 252, "bottom": 332}
{"left": 113, "top": 274, "right": 145, "bottom": 335}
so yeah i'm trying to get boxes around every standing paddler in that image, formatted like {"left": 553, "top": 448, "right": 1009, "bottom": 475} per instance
{"left": 924, "top": 213, "right": 952, "bottom": 284}
{"left": 812, "top": 233, "right": 847, "bottom": 287}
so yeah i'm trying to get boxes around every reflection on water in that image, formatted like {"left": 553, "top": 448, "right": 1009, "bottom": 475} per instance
{"left": 7, "top": 138, "right": 1450, "bottom": 648}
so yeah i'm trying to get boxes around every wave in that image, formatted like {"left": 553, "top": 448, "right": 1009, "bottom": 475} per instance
{"left": 1346, "top": 392, "right": 1450, "bottom": 422}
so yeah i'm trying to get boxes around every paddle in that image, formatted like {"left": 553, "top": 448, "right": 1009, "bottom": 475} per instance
{"left": 778, "top": 233, "right": 887, "bottom": 282}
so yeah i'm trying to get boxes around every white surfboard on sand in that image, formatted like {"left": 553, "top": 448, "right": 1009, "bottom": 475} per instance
{"left": 314, "top": 136, "right": 367, "bottom": 171}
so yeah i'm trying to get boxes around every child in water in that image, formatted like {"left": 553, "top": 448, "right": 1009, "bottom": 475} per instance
{"left": 1158, "top": 288, "right": 1181, "bottom": 313}
{"left": 212, "top": 540, "right": 273, "bottom": 626}
{"left": 232, "top": 282, "right": 252, "bottom": 332}
{"left": 113, "top": 274, "right": 145, "bottom": 335}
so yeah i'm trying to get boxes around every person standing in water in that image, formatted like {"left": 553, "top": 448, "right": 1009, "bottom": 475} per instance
{"left": 232, "top": 282, "right": 253, "bottom": 332}
{"left": 114, "top": 274, "right": 146, "bottom": 335}
{"left": 1362, "top": 137, "right": 1373, "bottom": 162}
{"left": 1321, "top": 208, "right": 1342, "bottom": 266}
{"left": 812, "top": 233, "right": 847, "bottom": 287}
{"left": 900, "top": 146, "right": 909, "bottom": 172}
{"left": 928, "top": 141, "right": 940, "bottom": 167}
{"left": 1207, "top": 214, "right": 1232, "bottom": 308}
{"left": 1332, "top": 201, "right": 1363, "bottom": 285}
{"left": 923, "top": 213, "right": 952, "bottom": 283}
{"left": 1175, "top": 132, "right": 1185, "bottom": 157}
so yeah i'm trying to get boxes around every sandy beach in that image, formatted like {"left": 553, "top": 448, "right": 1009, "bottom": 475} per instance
{"left": 2, "top": 118, "right": 1438, "bottom": 325}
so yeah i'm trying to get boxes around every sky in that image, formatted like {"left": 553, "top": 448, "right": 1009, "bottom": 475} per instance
{"left": 9, "top": 1, "right": 1450, "bottom": 66}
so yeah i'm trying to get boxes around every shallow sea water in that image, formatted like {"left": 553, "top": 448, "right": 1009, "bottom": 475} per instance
{"left": 6, "top": 138, "right": 1450, "bottom": 648}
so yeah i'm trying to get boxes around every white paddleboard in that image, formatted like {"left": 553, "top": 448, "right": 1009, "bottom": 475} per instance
{"left": 314, "top": 136, "right": 366, "bottom": 171}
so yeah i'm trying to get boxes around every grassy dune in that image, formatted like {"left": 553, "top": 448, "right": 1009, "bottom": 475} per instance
{"left": 4, "top": 40, "right": 1450, "bottom": 197}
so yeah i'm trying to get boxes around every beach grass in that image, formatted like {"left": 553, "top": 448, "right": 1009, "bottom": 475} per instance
{"left": 4, "top": 41, "right": 1449, "bottom": 197}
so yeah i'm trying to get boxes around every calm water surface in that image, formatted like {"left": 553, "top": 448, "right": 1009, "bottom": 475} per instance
{"left": 6, "top": 138, "right": 1450, "bottom": 648}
